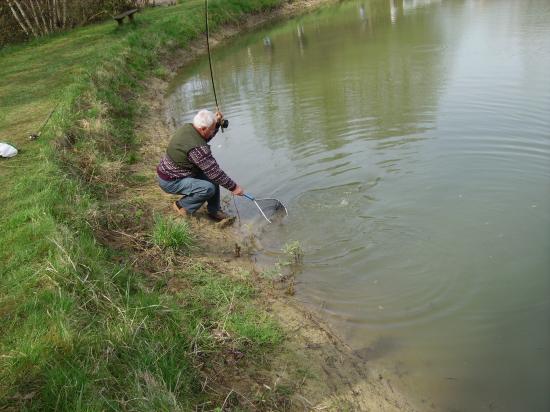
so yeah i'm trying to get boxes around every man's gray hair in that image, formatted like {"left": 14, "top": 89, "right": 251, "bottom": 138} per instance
{"left": 193, "top": 109, "right": 216, "bottom": 129}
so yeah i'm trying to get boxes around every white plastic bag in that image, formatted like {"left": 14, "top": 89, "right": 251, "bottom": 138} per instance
{"left": 0, "top": 143, "right": 18, "bottom": 158}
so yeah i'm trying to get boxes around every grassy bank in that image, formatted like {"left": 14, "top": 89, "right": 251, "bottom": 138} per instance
{"left": 0, "top": 1, "right": 288, "bottom": 410}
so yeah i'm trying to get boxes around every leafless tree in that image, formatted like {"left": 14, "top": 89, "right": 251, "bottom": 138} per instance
{"left": 2, "top": 0, "right": 146, "bottom": 45}
{"left": 6, "top": 0, "right": 30, "bottom": 36}
{"left": 9, "top": 0, "right": 38, "bottom": 37}
{"left": 6, "top": 0, "right": 67, "bottom": 37}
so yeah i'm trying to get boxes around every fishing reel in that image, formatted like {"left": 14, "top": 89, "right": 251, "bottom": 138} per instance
{"left": 216, "top": 118, "right": 229, "bottom": 131}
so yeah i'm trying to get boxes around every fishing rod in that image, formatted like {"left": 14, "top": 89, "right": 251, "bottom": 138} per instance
{"left": 204, "top": 1, "right": 288, "bottom": 224}
{"left": 29, "top": 102, "right": 59, "bottom": 140}
{"left": 205, "top": 0, "right": 228, "bottom": 132}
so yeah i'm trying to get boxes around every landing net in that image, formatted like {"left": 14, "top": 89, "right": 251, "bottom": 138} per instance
{"left": 253, "top": 198, "right": 288, "bottom": 223}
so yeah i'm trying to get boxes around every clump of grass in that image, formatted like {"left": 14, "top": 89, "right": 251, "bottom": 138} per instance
{"left": 260, "top": 241, "right": 304, "bottom": 280}
{"left": 227, "top": 310, "right": 283, "bottom": 346}
{"left": 152, "top": 65, "right": 170, "bottom": 80}
{"left": 152, "top": 215, "right": 194, "bottom": 251}
{"left": 281, "top": 240, "right": 304, "bottom": 265}
{"left": 261, "top": 262, "right": 283, "bottom": 279}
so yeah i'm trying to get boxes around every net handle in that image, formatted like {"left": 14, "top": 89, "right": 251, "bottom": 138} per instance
{"left": 253, "top": 200, "right": 272, "bottom": 224}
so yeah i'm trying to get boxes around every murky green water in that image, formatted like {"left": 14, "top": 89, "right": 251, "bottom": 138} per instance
{"left": 166, "top": 0, "right": 550, "bottom": 409}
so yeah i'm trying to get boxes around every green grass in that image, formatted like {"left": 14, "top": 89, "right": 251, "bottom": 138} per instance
{"left": 152, "top": 215, "right": 194, "bottom": 251}
{"left": 0, "top": 0, "right": 287, "bottom": 409}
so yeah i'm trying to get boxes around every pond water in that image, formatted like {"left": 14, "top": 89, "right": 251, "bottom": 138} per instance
{"left": 165, "top": 0, "right": 550, "bottom": 410}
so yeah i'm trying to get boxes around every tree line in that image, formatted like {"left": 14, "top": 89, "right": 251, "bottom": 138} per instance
{"left": 1, "top": 0, "right": 151, "bottom": 46}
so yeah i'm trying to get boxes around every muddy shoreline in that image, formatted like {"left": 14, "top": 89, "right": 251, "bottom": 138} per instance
{"left": 132, "top": 1, "right": 417, "bottom": 409}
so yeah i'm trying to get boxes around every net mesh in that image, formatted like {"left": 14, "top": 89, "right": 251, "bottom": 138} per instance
{"left": 254, "top": 198, "right": 288, "bottom": 222}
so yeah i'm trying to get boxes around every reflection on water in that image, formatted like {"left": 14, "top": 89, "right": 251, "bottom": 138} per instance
{"left": 166, "top": 0, "right": 550, "bottom": 410}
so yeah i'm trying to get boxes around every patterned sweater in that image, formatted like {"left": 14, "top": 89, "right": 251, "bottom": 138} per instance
{"left": 157, "top": 145, "right": 237, "bottom": 191}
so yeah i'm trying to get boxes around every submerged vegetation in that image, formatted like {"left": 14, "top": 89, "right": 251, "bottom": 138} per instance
{"left": 282, "top": 240, "right": 304, "bottom": 265}
{"left": 259, "top": 241, "right": 303, "bottom": 298}
{"left": 0, "top": 0, "right": 293, "bottom": 409}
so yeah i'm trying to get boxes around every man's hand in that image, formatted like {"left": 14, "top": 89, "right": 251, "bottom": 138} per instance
{"left": 232, "top": 185, "right": 244, "bottom": 196}
{"left": 215, "top": 111, "right": 224, "bottom": 123}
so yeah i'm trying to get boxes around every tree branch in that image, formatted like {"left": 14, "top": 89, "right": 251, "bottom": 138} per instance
{"left": 27, "top": 0, "right": 47, "bottom": 36}
{"left": 7, "top": 0, "right": 30, "bottom": 36}
{"left": 62, "top": 0, "right": 66, "bottom": 28}
{"left": 32, "top": 0, "right": 50, "bottom": 35}
{"left": 55, "top": 0, "right": 62, "bottom": 28}
{"left": 46, "top": 0, "right": 54, "bottom": 31}
{"left": 13, "top": 0, "right": 38, "bottom": 37}
{"left": 52, "top": 0, "right": 58, "bottom": 27}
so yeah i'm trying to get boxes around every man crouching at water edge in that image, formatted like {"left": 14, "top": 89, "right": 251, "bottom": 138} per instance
{"left": 157, "top": 109, "right": 245, "bottom": 221}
